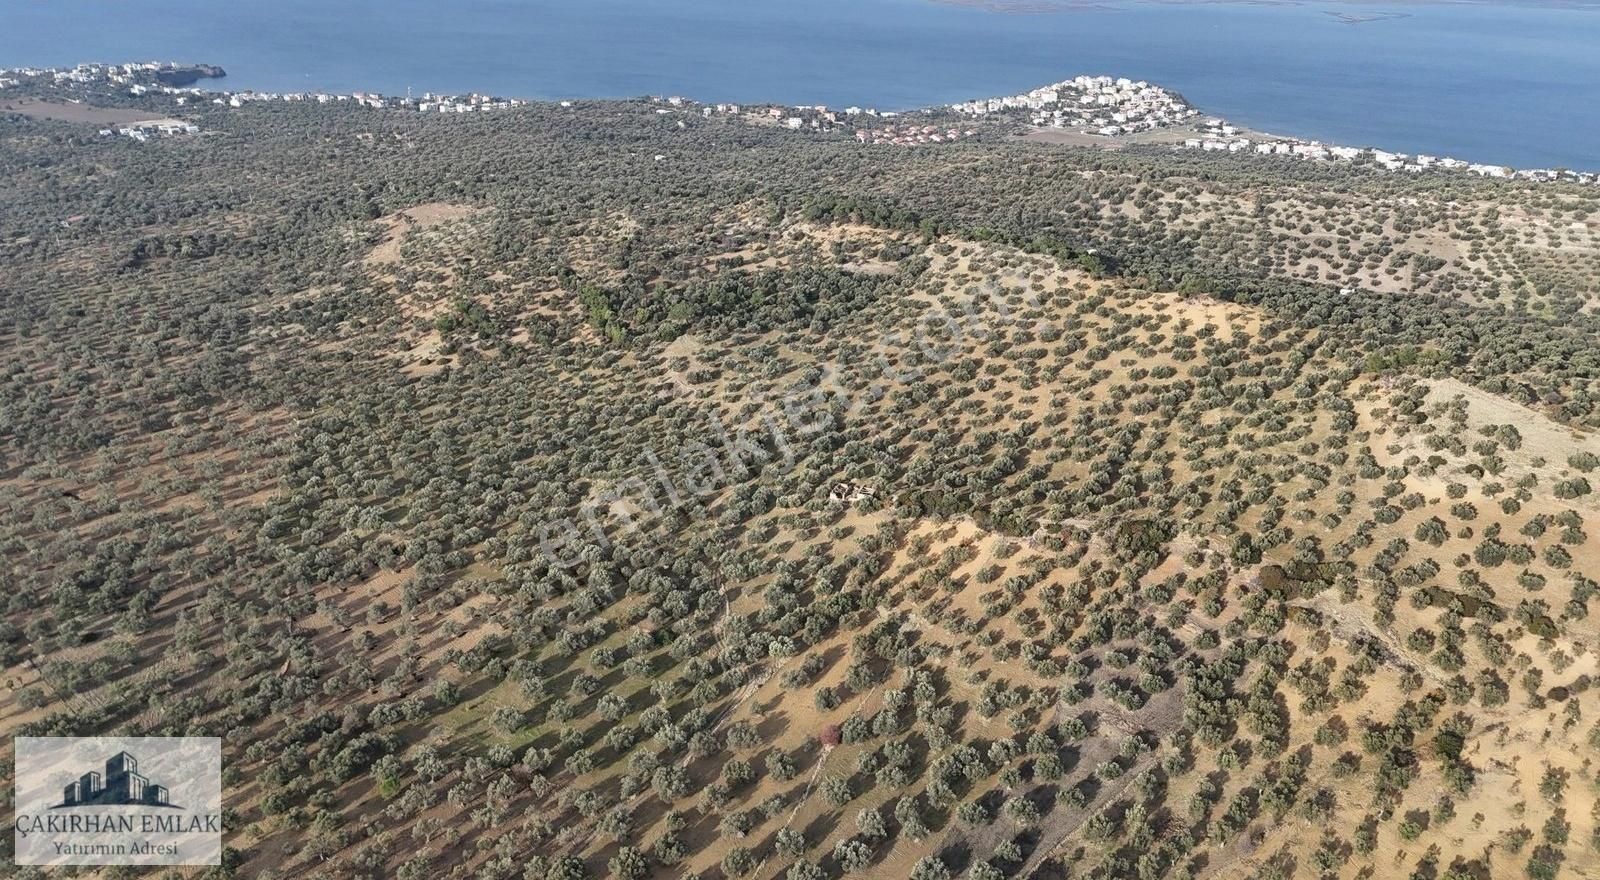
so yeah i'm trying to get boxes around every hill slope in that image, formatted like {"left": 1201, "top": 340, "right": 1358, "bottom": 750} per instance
{"left": 3, "top": 99, "right": 1600, "bottom": 880}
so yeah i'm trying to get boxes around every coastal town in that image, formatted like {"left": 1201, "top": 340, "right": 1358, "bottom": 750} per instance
{"left": 949, "top": 74, "right": 1200, "bottom": 136}
{"left": 1179, "top": 118, "right": 1599, "bottom": 185}
{"left": 0, "top": 60, "right": 527, "bottom": 132}
{"left": 950, "top": 74, "right": 1597, "bottom": 185}
{"left": 4, "top": 60, "right": 1597, "bottom": 185}
{"left": 219, "top": 89, "right": 524, "bottom": 114}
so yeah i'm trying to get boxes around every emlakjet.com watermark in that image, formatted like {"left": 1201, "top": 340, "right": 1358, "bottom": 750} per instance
{"left": 13, "top": 736, "right": 222, "bottom": 866}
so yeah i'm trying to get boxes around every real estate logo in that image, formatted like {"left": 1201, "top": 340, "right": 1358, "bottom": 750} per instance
{"left": 54, "top": 749, "right": 182, "bottom": 808}
{"left": 13, "top": 736, "right": 221, "bottom": 866}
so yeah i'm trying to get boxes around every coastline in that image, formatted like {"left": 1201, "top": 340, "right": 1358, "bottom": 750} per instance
{"left": 4, "top": 58, "right": 1596, "bottom": 182}
{"left": 6, "top": 0, "right": 1599, "bottom": 170}
{"left": 951, "top": 76, "right": 1596, "bottom": 181}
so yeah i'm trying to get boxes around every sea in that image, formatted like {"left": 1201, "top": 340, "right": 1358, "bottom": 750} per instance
{"left": 4, "top": 0, "right": 1599, "bottom": 170}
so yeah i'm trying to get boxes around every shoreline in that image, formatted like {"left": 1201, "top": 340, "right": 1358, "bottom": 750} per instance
{"left": 949, "top": 76, "right": 1597, "bottom": 181}
{"left": 4, "top": 58, "right": 1595, "bottom": 182}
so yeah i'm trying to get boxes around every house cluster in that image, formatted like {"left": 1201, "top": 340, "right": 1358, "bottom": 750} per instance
{"left": 1180, "top": 120, "right": 1600, "bottom": 185}
{"left": 3, "top": 61, "right": 175, "bottom": 87}
{"left": 0, "top": 61, "right": 526, "bottom": 117}
{"left": 649, "top": 95, "right": 747, "bottom": 114}
{"left": 100, "top": 121, "right": 200, "bottom": 142}
{"left": 949, "top": 75, "right": 1198, "bottom": 136}
{"left": 753, "top": 102, "right": 895, "bottom": 133}
{"left": 855, "top": 123, "right": 977, "bottom": 147}
{"left": 643, "top": 95, "right": 911, "bottom": 136}
{"left": 217, "top": 90, "right": 523, "bottom": 113}
{"left": 1, "top": 62, "right": 211, "bottom": 100}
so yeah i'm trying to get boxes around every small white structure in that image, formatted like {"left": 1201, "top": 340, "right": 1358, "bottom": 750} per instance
{"left": 827, "top": 483, "right": 878, "bottom": 505}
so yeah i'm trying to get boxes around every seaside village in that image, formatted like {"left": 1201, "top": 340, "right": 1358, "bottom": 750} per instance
{"left": 5, "top": 61, "right": 1597, "bottom": 186}
{"left": 1181, "top": 119, "right": 1598, "bottom": 185}
{"left": 645, "top": 95, "right": 977, "bottom": 147}
{"left": 949, "top": 74, "right": 1199, "bottom": 136}
{"left": 0, "top": 61, "right": 526, "bottom": 142}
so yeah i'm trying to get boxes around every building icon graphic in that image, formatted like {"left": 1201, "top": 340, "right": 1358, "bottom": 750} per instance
{"left": 54, "top": 751, "right": 180, "bottom": 809}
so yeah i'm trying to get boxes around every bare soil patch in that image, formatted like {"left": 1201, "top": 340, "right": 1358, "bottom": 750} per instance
{"left": 363, "top": 202, "right": 483, "bottom": 266}
{"left": 0, "top": 98, "right": 166, "bottom": 125}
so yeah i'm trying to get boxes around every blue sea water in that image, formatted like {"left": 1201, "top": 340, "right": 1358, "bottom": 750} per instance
{"left": 4, "top": 0, "right": 1599, "bottom": 169}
